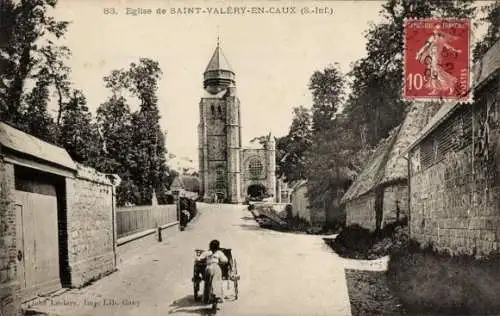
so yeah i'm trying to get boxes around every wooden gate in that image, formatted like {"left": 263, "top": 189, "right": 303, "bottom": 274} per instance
{"left": 14, "top": 190, "right": 61, "bottom": 295}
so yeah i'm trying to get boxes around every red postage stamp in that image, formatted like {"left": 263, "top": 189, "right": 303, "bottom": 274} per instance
{"left": 403, "top": 18, "right": 471, "bottom": 102}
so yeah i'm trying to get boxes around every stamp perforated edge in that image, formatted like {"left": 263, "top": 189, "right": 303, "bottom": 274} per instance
{"left": 402, "top": 17, "right": 474, "bottom": 104}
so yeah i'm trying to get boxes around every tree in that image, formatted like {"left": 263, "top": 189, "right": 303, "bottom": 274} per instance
{"left": 98, "top": 59, "right": 170, "bottom": 205}
{"left": 127, "top": 58, "right": 169, "bottom": 204}
{"left": 39, "top": 45, "right": 71, "bottom": 127}
{"left": 22, "top": 67, "right": 58, "bottom": 142}
{"left": 96, "top": 94, "right": 133, "bottom": 175}
{"left": 58, "top": 90, "right": 99, "bottom": 164}
{"left": 0, "top": 0, "right": 70, "bottom": 129}
{"left": 116, "top": 176, "right": 140, "bottom": 207}
{"left": 276, "top": 106, "right": 312, "bottom": 182}
{"left": 304, "top": 64, "right": 350, "bottom": 209}
{"left": 473, "top": 0, "right": 500, "bottom": 61}
{"left": 309, "top": 64, "right": 345, "bottom": 133}
{"left": 305, "top": 115, "right": 357, "bottom": 209}
{"left": 344, "top": 0, "right": 475, "bottom": 148}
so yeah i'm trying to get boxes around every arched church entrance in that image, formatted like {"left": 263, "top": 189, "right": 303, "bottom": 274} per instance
{"left": 247, "top": 183, "right": 267, "bottom": 200}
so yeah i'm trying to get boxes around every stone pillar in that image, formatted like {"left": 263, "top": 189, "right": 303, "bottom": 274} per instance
{"left": 276, "top": 178, "right": 282, "bottom": 203}
{"left": 266, "top": 137, "right": 277, "bottom": 202}
{"left": 0, "top": 160, "right": 21, "bottom": 316}
{"left": 226, "top": 90, "right": 242, "bottom": 204}
{"left": 198, "top": 101, "right": 210, "bottom": 202}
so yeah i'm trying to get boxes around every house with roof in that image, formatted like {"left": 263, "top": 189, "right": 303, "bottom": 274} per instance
{"left": 0, "top": 122, "right": 119, "bottom": 315}
{"left": 341, "top": 101, "right": 441, "bottom": 232}
{"left": 406, "top": 39, "right": 500, "bottom": 256}
{"left": 169, "top": 175, "right": 201, "bottom": 200}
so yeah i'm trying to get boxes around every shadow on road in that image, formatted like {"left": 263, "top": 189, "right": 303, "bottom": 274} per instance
{"left": 168, "top": 295, "right": 216, "bottom": 315}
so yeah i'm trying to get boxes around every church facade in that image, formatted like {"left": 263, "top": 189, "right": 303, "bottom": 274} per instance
{"left": 198, "top": 44, "right": 276, "bottom": 203}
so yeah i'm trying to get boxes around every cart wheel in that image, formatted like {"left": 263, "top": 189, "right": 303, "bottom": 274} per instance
{"left": 233, "top": 259, "right": 239, "bottom": 299}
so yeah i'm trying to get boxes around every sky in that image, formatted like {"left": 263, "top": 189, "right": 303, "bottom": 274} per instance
{"left": 50, "top": 0, "right": 489, "bottom": 167}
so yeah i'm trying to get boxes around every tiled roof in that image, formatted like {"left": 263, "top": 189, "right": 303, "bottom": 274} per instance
{"left": 0, "top": 122, "right": 76, "bottom": 171}
{"left": 205, "top": 45, "right": 233, "bottom": 73}
{"left": 341, "top": 101, "right": 440, "bottom": 203}
{"left": 170, "top": 175, "right": 201, "bottom": 193}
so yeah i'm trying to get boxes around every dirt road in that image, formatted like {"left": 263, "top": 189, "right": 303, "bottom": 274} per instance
{"left": 26, "top": 203, "right": 351, "bottom": 316}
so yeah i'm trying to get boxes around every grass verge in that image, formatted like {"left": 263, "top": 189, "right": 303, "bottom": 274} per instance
{"left": 387, "top": 247, "right": 500, "bottom": 315}
{"left": 345, "top": 269, "right": 406, "bottom": 316}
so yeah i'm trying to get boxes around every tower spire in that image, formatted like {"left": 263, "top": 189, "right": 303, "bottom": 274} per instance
{"left": 203, "top": 37, "right": 235, "bottom": 94}
{"left": 216, "top": 25, "right": 220, "bottom": 47}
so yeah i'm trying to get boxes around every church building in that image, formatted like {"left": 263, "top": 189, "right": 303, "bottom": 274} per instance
{"left": 198, "top": 43, "right": 276, "bottom": 203}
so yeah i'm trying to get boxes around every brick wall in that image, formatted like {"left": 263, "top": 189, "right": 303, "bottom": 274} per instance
{"left": 409, "top": 79, "right": 500, "bottom": 256}
{"left": 346, "top": 192, "right": 377, "bottom": 231}
{"left": 66, "top": 164, "right": 115, "bottom": 287}
{"left": 0, "top": 160, "right": 20, "bottom": 315}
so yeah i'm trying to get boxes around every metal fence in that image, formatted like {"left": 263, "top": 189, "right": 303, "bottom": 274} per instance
{"left": 117, "top": 205, "right": 178, "bottom": 239}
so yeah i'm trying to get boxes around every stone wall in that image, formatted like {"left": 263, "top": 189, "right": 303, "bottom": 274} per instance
{"left": 345, "top": 192, "right": 376, "bottom": 231}
{"left": 382, "top": 185, "right": 408, "bottom": 226}
{"left": 409, "top": 79, "right": 500, "bottom": 256}
{"left": 291, "top": 185, "right": 310, "bottom": 222}
{"left": 345, "top": 184, "right": 407, "bottom": 231}
{"left": 0, "top": 160, "right": 19, "bottom": 316}
{"left": 66, "top": 164, "right": 116, "bottom": 287}
{"left": 410, "top": 145, "right": 500, "bottom": 256}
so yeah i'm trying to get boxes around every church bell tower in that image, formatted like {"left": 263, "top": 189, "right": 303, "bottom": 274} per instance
{"left": 198, "top": 42, "right": 242, "bottom": 203}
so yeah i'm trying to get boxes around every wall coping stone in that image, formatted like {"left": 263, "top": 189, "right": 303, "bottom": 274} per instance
{"left": 75, "top": 163, "right": 119, "bottom": 186}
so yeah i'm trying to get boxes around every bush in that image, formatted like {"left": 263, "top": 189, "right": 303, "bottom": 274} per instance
{"left": 325, "top": 220, "right": 411, "bottom": 259}
{"left": 322, "top": 219, "right": 345, "bottom": 234}
{"left": 285, "top": 204, "right": 292, "bottom": 219}
{"left": 335, "top": 224, "right": 374, "bottom": 252}
{"left": 287, "top": 215, "right": 310, "bottom": 232}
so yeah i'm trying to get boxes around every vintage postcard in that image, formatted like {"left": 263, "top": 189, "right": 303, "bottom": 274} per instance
{"left": 0, "top": 0, "right": 499, "bottom": 315}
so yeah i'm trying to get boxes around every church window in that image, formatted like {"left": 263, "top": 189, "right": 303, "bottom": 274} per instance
{"left": 211, "top": 105, "right": 215, "bottom": 116}
{"left": 218, "top": 106, "right": 222, "bottom": 117}
{"left": 248, "top": 159, "right": 263, "bottom": 178}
